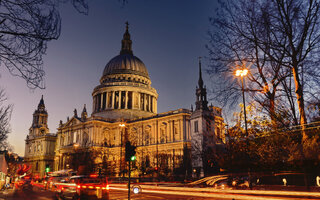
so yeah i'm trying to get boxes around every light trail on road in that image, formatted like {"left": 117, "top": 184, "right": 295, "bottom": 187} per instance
{"left": 110, "top": 186, "right": 320, "bottom": 200}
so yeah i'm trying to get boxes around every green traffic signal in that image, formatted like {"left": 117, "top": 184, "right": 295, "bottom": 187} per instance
{"left": 45, "top": 164, "right": 50, "bottom": 173}
{"left": 125, "top": 141, "right": 136, "bottom": 161}
{"left": 130, "top": 156, "right": 136, "bottom": 161}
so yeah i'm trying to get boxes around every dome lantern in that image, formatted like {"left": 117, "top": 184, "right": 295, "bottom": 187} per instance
{"left": 120, "top": 22, "right": 133, "bottom": 55}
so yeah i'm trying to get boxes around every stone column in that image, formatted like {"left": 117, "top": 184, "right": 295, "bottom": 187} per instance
{"left": 118, "top": 91, "right": 122, "bottom": 109}
{"left": 152, "top": 123, "right": 156, "bottom": 144}
{"left": 144, "top": 94, "right": 147, "bottom": 111}
{"left": 111, "top": 91, "right": 114, "bottom": 109}
{"left": 132, "top": 92, "right": 136, "bottom": 109}
{"left": 178, "top": 119, "right": 182, "bottom": 141}
{"left": 149, "top": 95, "right": 152, "bottom": 112}
{"left": 183, "top": 116, "right": 187, "bottom": 141}
{"left": 172, "top": 120, "right": 175, "bottom": 142}
{"left": 138, "top": 93, "right": 141, "bottom": 110}
{"left": 151, "top": 96, "right": 154, "bottom": 113}
{"left": 125, "top": 91, "right": 128, "bottom": 109}
{"left": 88, "top": 128, "right": 92, "bottom": 145}
{"left": 106, "top": 92, "right": 109, "bottom": 110}
{"left": 154, "top": 98, "right": 157, "bottom": 113}
{"left": 100, "top": 93, "right": 104, "bottom": 110}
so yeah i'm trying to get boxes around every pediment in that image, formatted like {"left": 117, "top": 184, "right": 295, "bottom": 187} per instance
{"left": 63, "top": 117, "right": 82, "bottom": 127}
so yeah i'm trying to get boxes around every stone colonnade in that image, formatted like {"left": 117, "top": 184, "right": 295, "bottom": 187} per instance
{"left": 93, "top": 91, "right": 156, "bottom": 113}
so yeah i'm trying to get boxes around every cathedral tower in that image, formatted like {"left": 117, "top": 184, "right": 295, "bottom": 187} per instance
{"left": 195, "top": 59, "right": 208, "bottom": 111}
{"left": 30, "top": 95, "right": 49, "bottom": 136}
{"left": 190, "top": 58, "right": 217, "bottom": 178}
{"left": 25, "top": 96, "right": 56, "bottom": 178}
{"left": 92, "top": 23, "right": 158, "bottom": 120}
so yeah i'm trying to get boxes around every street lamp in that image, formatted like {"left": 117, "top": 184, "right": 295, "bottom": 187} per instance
{"left": 119, "top": 123, "right": 126, "bottom": 178}
{"left": 235, "top": 68, "right": 249, "bottom": 136}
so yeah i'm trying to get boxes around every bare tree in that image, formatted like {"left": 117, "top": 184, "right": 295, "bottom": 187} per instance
{"left": 0, "top": 0, "right": 88, "bottom": 89}
{"left": 0, "top": 89, "right": 11, "bottom": 147}
{"left": 208, "top": 0, "right": 320, "bottom": 134}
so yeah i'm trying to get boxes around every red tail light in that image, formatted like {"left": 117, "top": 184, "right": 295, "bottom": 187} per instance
{"left": 89, "top": 174, "right": 98, "bottom": 178}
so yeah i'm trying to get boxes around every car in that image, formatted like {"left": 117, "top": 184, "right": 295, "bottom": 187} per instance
{"left": 53, "top": 175, "right": 109, "bottom": 200}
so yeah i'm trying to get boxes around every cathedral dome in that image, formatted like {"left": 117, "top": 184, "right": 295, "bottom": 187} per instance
{"left": 92, "top": 22, "right": 158, "bottom": 121}
{"left": 103, "top": 54, "right": 149, "bottom": 79}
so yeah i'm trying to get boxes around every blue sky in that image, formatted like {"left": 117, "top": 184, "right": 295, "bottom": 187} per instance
{"left": 0, "top": 0, "right": 218, "bottom": 155}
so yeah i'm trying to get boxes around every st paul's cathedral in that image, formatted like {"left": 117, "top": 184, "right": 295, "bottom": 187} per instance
{"left": 24, "top": 24, "right": 226, "bottom": 179}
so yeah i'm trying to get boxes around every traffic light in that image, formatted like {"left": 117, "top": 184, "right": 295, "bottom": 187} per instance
{"left": 98, "top": 168, "right": 102, "bottom": 176}
{"left": 130, "top": 156, "right": 136, "bottom": 161}
{"left": 125, "top": 141, "right": 136, "bottom": 161}
{"left": 45, "top": 164, "right": 50, "bottom": 173}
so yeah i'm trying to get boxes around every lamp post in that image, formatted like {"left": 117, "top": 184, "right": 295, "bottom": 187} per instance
{"left": 119, "top": 123, "right": 125, "bottom": 178}
{"left": 236, "top": 69, "right": 249, "bottom": 136}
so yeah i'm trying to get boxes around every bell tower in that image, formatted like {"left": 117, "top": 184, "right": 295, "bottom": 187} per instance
{"left": 25, "top": 95, "right": 56, "bottom": 178}
{"left": 195, "top": 58, "right": 208, "bottom": 111}
{"left": 190, "top": 58, "right": 215, "bottom": 178}
{"left": 30, "top": 95, "right": 49, "bottom": 136}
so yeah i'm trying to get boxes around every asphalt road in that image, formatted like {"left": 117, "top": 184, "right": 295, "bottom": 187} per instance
{"left": 2, "top": 185, "right": 320, "bottom": 200}
{"left": 109, "top": 190, "right": 222, "bottom": 200}
{"left": 0, "top": 187, "right": 225, "bottom": 200}
{"left": 0, "top": 187, "right": 55, "bottom": 200}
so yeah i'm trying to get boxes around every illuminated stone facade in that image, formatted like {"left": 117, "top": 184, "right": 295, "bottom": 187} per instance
{"left": 24, "top": 96, "right": 56, "bottom": 177}
{"left": 25, "top": 24, "right": 225, "bottom": 178}
{"left": 54, "top": 108, "right": 191, "bottom": 177}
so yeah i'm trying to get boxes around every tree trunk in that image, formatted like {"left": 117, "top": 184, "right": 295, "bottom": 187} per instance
{"left": 269, "top": 92, "right": 276, "bottom": 128}
{"left": 292, "top": 65, "right": 308, "bottom": 140}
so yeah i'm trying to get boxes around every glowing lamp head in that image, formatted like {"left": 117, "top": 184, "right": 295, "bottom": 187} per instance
{"left": 236, "top": 69, "right": 249, "bottom": 77}
{"left": 242, "top": 69, "right": 248, "bottom": 76}
{"left": 119, "top": 123, "right": 125, "bottom": 127}
{"left": 130, "top": 156, "right": 136, "bottom": 161}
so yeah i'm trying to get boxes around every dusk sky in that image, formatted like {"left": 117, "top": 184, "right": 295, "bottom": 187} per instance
{"left": 0, "top": 0, "right": 219, "bottom": 156}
